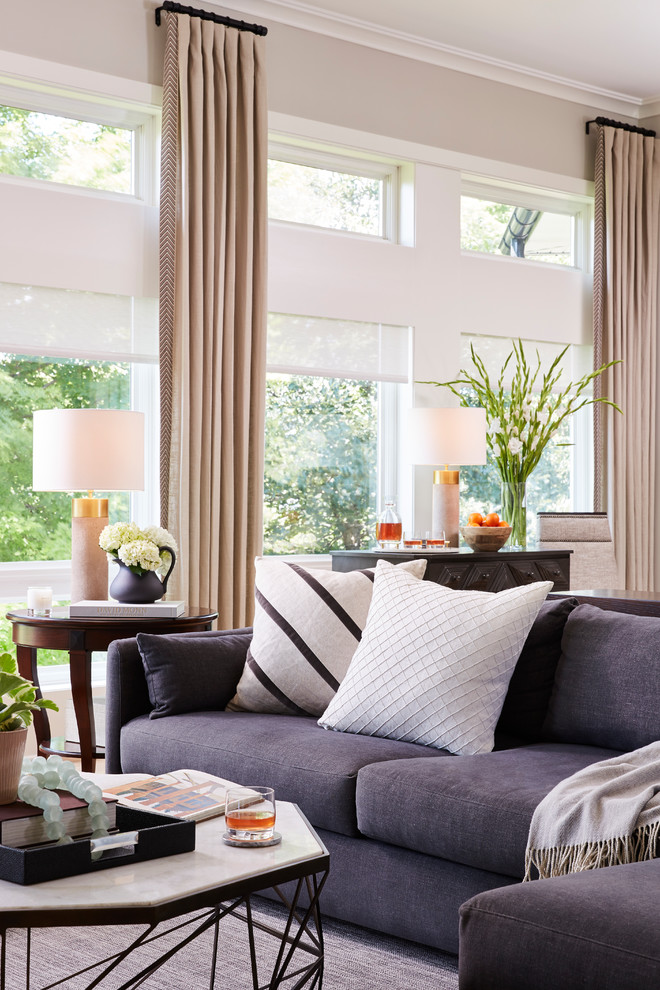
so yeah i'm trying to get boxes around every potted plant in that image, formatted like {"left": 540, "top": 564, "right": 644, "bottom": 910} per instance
{"left": 0, "top": 651, "right": 58, "bottom": 804}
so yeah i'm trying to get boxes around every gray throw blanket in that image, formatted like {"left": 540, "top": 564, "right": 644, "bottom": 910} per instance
{"left": 524, "top": 740, "right": 660, "bottom": 881}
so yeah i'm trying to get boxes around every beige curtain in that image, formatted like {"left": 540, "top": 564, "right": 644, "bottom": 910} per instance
{"left": 593, "top": 124, "right": 660, "bottom": 591}
{"left": 159, "top": 12, "right": 268, "bottom": 627}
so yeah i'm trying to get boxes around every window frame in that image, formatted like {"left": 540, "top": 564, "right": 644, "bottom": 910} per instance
{"left": 268, "top": 139, "right": 400, "bottom": 242}
{"left": 0, "top": 79, "right": 160, "bottom": 205}
{"left": 460, "top": 176, "right": 592, "bottom": 272}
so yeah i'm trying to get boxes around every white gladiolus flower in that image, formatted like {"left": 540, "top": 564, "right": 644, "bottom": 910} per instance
{"left": 489, "top": 417, "right": 501, "bottom": 435}
{"left": 508, "top": 437, "right": 523, "bottom": 456}
{"left": 491, "top": 443, "right": 501, "bottom": 457}
{"left": 536, "top": 409, "right": 550, "bottom": 426}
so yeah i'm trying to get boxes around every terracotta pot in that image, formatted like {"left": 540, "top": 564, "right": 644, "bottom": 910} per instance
{"left": 0, "top": 726, "right": 28, "bottom": 804}
{"left": 109, "top": 545, "right": 177, "bottom": 604}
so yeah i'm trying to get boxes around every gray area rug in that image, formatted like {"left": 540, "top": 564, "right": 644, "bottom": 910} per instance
{"left": 3, "top": 898, "right": 459, "bottom": 989}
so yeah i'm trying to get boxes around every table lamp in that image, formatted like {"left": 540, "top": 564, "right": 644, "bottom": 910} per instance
{"left": 32, "top": 409, "right": 145, "bottom": 604}
{"left": 407, "top": 407, "right": 487, "bottom": 547}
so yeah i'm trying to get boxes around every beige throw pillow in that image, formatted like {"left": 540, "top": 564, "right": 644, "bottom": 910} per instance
{"left": 318, "top": 560, "right": 552, "bottom": 755}
{"left": 227, "top": 557, "right": 427, "bottom": 716}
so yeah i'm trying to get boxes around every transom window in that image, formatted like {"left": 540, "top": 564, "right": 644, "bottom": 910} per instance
{"left": 268, "top": 145, "right": 397, "bottom": 239}
{"left": 0, "top": 104, "right": 134, "bottom": 195}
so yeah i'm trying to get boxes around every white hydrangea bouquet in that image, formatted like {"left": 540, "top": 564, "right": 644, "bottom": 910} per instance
{"left": 422, "top": 341, "right": 620, "bottom": 546}
{"left": 99, "top": 522, "right": 178, "bottom": 577}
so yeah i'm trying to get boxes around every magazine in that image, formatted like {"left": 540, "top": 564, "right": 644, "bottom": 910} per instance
{"left": 103, "top": 770, "right": 253, "bottom": 823}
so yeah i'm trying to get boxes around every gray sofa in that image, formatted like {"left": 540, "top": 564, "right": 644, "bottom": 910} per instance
{"left": 105, "top": 594, "right": 660, "bottom": 980}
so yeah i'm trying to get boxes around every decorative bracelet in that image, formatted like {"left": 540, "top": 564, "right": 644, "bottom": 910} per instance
{"left": 18, "top": 754, "right": 111, "bottom": 857}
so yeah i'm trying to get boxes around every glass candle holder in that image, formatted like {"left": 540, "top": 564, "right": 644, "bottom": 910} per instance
{"left": 27, "top": 586, "right": 53, "bottom": 617}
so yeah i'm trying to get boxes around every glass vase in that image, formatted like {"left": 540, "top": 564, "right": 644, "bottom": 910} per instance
{"left": 501, "top": 482, "right": 527, "bottom": 549}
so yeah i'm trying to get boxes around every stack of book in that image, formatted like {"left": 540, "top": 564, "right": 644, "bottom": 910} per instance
{"left": 0, "top": 792, "right": 118, "bottom": 849}
{"left": 69, "top": 601, "right": 185, "bottom": 618}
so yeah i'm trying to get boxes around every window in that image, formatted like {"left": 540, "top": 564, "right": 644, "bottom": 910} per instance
{"left": 460, "top": 177, "right": 590, "bottom": 268}
{"left": 264, "top": 314, "right": 410, "bottom": 554}
{"left": 0, "top": 104, "right": 135, "bottom": 195}
{"left": 458, "top": 334, "right": 593, "bottom": 534}
{"left": 461, "top": 195, "right": 575, "bottom": 265}
{"left": 268, "top": 145, "right": 397, "bottom": 239}
{"left": 0, "top": 282, "right": 158, "bottom": 565}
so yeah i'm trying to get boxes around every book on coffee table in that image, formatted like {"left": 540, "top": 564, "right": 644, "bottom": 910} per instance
{"left": 103, "top": 770, "right": 251, "bottom": 823}
{"left": 0, "top": 792, "right": 118, "bottom": 848}
{"left": 69, "top": 600, "right": 185, "bottom": 618}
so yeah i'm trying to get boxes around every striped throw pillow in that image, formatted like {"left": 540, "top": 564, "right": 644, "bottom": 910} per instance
{"left": 226, "top": 557, "right": 427, "bottom": 716}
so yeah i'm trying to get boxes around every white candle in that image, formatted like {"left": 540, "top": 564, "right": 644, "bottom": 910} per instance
{"left": 27, "top": 586, "right": 53, "bottom": 616}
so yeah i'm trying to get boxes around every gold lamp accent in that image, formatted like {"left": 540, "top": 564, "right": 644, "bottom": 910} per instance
{"left": 32, "top": 410, "right": 145, "bottom": 604}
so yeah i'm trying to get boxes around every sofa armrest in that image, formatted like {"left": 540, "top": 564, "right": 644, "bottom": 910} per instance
{"left": 104, "top": 627, "right": 252, "bottom": 772}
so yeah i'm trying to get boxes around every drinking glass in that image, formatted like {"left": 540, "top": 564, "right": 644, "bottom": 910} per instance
{"left": 225, "top": 786, "right": 276, "bottom": 841}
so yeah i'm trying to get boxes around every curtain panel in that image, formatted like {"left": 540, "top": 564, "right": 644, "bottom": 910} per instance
{"left": 593, "top": 125, "right": 660, "bottom": 591}
{"left": 159, "top": 11, "right": 268, "bottom": 627}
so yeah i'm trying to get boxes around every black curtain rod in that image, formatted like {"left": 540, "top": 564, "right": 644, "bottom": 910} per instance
{"left": 155, "top": 1, "right": 267, "bottom": 35}
{"left": 586, "top": 116, "right": 655, "bottom": 138}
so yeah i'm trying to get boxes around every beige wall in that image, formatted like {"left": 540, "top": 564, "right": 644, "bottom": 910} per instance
{"left": 1, "top": 0, "right": 638, "bottom": 183}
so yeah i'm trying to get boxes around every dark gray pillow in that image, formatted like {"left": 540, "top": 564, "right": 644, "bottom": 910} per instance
{"left": 496, "top": 596, "right": 578, "bottom": 741}
{"left": 137, "top": 631, "right": 252, "bottom": 719}
{"left": 543, "top": 604, "right": 660, "bottom": 750}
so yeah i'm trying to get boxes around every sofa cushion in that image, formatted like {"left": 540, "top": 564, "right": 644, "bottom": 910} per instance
{"left": 543, "top": 604, "right": 660, "bottom": 750}
{"left": 137, "top": 631, "right": 252, "bottom": 718}
{"left": 496, "top": 596, "right": 578, "bottom": 741}
{"left": 459, "top": 859, "right": 660, "bottom": 990}
{"left": 356, "top": 742, "right": 621, "bottom": 878}
{"left": 319, "top": 562, "right": 552, "bottom": 756}
{"left": 227, "top": 557, "right": 426, "bottom": 717}
{"left": 118, "top": 710, "right": 447, "bottom": 836}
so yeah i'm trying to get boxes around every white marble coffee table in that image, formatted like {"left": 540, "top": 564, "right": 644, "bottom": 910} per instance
{"left": 0, "top": 774, "right": 329, "bottom": 989}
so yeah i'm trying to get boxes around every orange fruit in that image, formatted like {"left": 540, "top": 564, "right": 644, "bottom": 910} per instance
{"left": 483, "top": 512, "right": 500, "bottom": 527}
{"left": 468, "top": 512, "right": 483, "bottom": 526}
{"left": 498, "top": 520, "right": 509, "bottom": 527}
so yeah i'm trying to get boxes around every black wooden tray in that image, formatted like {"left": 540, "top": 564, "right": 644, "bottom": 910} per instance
{"left": 0, "top": 805, "right": 196, "bottom": 885}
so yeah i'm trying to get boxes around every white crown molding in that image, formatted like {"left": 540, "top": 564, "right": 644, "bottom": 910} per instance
{"left": 641, "top": 97, "right": 660, "bottom": 120}
{"left": 220, "top": 0, "right": 648, "bottom": 118}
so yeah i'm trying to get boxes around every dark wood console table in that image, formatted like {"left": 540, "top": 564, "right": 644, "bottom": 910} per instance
{"left": 331, "top": 547, "right": 571, "bottom": 593}
{"left": 7, "top": 606, "right": 218, "bottom": 772}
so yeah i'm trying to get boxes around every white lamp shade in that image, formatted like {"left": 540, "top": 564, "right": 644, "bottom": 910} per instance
{"left": 407, "top": 407, "right": 487, "bottom": 466}
{"left": 32, "top": 409, "right": 145, "bottom": 492}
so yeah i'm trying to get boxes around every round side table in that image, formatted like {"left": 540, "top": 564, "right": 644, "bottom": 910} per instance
{"left": 7, "top": 606, "right": 218, "bottom": 771}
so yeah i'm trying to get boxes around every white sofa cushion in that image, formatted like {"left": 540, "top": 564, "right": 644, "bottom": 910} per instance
{"left": 318, "top": 560, "right": 552, "bottom": 756}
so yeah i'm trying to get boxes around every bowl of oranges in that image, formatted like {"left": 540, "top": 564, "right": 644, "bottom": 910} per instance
{"left": 460, "top": 511, "right": 512, "bottom": 552}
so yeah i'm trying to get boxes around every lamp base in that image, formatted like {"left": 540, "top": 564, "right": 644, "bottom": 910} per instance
{"left": 432, "top": 475, "right": 460, "bottom": 548}
{"left": 70, "top": 499, "right": 109, "bottom": 604}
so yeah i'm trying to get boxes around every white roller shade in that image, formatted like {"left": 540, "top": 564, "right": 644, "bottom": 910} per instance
{"left": 267, "top": 313, "right": 411, "bottom": 383}
{"left": 0, "top": 283, "right": 158, "bottom": 362}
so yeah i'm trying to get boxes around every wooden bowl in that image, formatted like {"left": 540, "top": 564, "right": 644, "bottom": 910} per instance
{"left": 460, "top": 525, "right": 512, "bottom": 552}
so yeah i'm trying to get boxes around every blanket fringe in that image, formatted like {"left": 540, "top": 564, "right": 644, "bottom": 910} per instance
{"left": 524, "top": 819, "right": 660, "bottom": 881}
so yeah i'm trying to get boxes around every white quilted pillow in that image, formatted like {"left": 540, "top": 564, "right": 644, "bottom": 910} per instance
{"left": 227, "top": 557, "right": 427, "bottom": 716}
{"left": 318, "top": 560, "right": 552, "bottom": 756}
